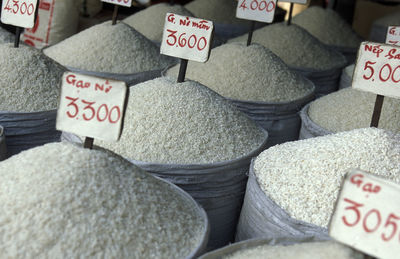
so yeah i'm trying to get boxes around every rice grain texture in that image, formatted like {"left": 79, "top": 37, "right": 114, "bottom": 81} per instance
{"left": 308, "top": 87, "right": 400, "bottom": 133}
{"left": 185, "top": 0, "right": 246, "bottom": 24}
{"left": 0, "top": 27, "right": 13, "bottom": 43}
{"left": 95, "top": 77, "right": 266, "bottom": 164}
{"left": 166, "top": 43, "right": 314, "bottom": 102}
{"left": 292, "top": 6, "right": 361, "bottom": 48}
{"left": 44, "top": 21, "right": 174, "bottom": 73}
{"left": 123, "top": 3, "right": 194, "bottom": 42}
{"left": 0, "top": 142, "right": 204, "bottom": 258}
{"left": 229, "top": 23, "right": 346, "bottom": 70}
{"left": 0, "top": 44, "right": 65, "bottom": 112}
{"left": 222, "top": 241, "right": 363, "bottom": 259}
{"left": 254, "top": 128, "right": 400, "bottom": 227}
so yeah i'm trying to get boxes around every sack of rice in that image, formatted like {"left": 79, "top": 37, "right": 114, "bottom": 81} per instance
{"left": 44, "top": 21, "right": 175, "bottom": 84}
{"left": 0, "top": 142, "right": 209, "bottom": 258}
{"left": 123, "top": 3, "right": 194, "bottom": 42}
{"left": 339, "top": 64, "right": 354, "bottom": 89}
{"left": 200, "top": 239, "right": 363, "bottom": 259}
{"left": 0, "top": 26, "right": 14, "bottom": 44}
{"left": 229, "top": 23, "right": 347, "bottom": 96}
{"left": 22, "top": 0, "right": 80, "bottom": 49}
{"left": 0, "top": 125, "right": 7, "bottom": 161}
{"left": 79, "top": 0, "right": 103, "bottom": 17}
{"left": 165, "top": 42, "right": 315, "bottom": 147}
{"left": 299, "top": 87, "right": 400, "bottom": 139}
{"left": 91, "top": 77, "right": 268, "bottom": 250}
{"left": 292, "top": 6, "right": 362, "bottom": 64}
{"left": 0, "top": 44, "right": 65, "bottom": 155}
{"left": 369, "top": 11, "right": 400, "bottom": 43}
{"left": 236, "top": 128, "right": 400, "bottom": 241}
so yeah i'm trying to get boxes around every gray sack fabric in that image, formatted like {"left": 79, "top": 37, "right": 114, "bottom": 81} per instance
{"left": 0, "top": 126, "right": 7, "bottom": 160}
{"left": 235, "top": 161, "right": 330, "bottom": 242}
{"left": 298, "top": 103, "right": 332, "bottom": 140}
{"left": 0, "top": 110, "right": 60, "bottom": 156}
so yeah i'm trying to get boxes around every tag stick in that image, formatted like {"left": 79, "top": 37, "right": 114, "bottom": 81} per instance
{"left": 370, "top": 94, "right": 384, "bottom": 128}
{"left": 287, "top": 3, "right": 294, "bottom": 26}
{"left": 84, "top": 137, "right": 94, "bottom": 149}
{"left": 112, "top": 5, "right": 119, "bottom": 25}
{"left": 247, "top": 21, "right": 255, "bottom": 46}
{"left": 14, "top": 27, "right": 21, "bottom": 48}
{"left": 177, "top": 59, "right": 188, "bottom": 83}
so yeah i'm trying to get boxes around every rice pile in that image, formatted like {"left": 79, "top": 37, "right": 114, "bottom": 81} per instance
{"left": 44, "top": 21, "right": 174, "bottom": 73}
{"left": 0, "top": 142, "right": 205, "bottom": 258}
{"left": 0, "top": 27, "right": 13, "bottom": 43}
{"left": 229, "top": 23, "right": 346, "bottom": 70}
{"left": 374, "top": 11, "right": 400, "bottom": 26}
{"left": 292, "top": 6, "right": 361, "bottom": 48}
{"left": 254, "top": 128, "right": 400, "bottom": 228}
{"left": 185, "top": 0, "right": 246, "bottom": 24}
{"left": 0, "top": 44, "right": 65, "bottom": 112}
{"left": 95, "top": 77, "right": 266, "bottom": 164}
{"left": 222, "top": 241, "right": 362, "bottom": 259}
{"left": 123, "top": 3, "right": 194, "bottom": 42}
{"left": 308, "top": 87, "right": 400, "bottom": 133}
{"left": 166, "top": 42, "right": 314, "bottom": 102}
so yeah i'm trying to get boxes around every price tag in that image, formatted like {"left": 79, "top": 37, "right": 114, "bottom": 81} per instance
{"left": 386, "top": 26, "right": 400, "bottom": 46}
{"left": 236, "top": 0, "right": 277, "bottom": 23}
{"left": 329, "top": 169, "right": 400, "bottom": 259}
{"left": 352, "top": 41, "right": 400, "bottom": 99}
{"left": 160, "top": 13, "right": 213, "bottom": 63}
{"left": 1, "top": 0, "right": 38, "bottom": 28}
{"left": 276, "top": 0, "right": 307, "bottom": 3}
{"left": 101, "top": 0, "right": 132, "bottom": 7}
{"left": 56, "top": 72, "right": 127, "bottom": 142}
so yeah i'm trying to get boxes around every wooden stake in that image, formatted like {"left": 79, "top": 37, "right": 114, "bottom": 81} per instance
{"left": 177, "top": 59, "right": 188, "bottom": 83}
{"left": 287, "top": 3, "right": 294, "bottom": 26}
{"left": 14, "top": 27, "right": 21, "bottom": 48}
{"left": 370, "top": 95, "right": 384, "bottom": 128}
{"left": 112, "top": 5, "right": 119, "bottom": 25}
{"left": 247, "top": 21, "right": 255, "bottom": 46}
{"left": 84, "top": 137, "right": 94, "bottom": 149}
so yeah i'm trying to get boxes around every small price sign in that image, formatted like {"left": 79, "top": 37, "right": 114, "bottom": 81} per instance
{"left": 276, "top": 0, "right": 307, "bottom": 3}
{"left": 329, "top": 169, "right": 400, "bottom": 259}
{"left": 56, "top": 72, "right": 127, "bottom": 142}
{"left": 160, "top": 13, "right": 213, "bottom": 63}
{"left": 101, "top": 0, "right": 132, "bottom": 7}
{"left": 352, "top": 41, "right": 400, "bottom": 99}
{"left": 386, "top": 26, "right": 400, "bottom": 46}
{"left": 236, "top": 0, "right": 277, "bottom": 23}
{"left": 1, "top": 0, "right": 38, "bottom": 28}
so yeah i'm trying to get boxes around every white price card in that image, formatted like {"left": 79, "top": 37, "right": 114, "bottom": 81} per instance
{"left": 276, "top": 0, "right": 307, "bottom": 4}
{"left": 1, "top": 0, "right": 38, "bottom": 28}
{"left": 386, "top": 26, "right": 400, "bottom": 46}
{"left": 56, "top": 72, "right": 127, "bottom": 142}
{"left": 160, "top": 13, "right": 213, "bottom": 63}
{"left": 236, "top": 0, "right": 277, "bottom": 23}
{"left": 329, "top": 169, "right": 400, "bottom": 259}
{"left": 352, "top": 41, "right": 400, "bottom": 99}
{"left": 101, "top": 0, "right": 132, "bottom": 7}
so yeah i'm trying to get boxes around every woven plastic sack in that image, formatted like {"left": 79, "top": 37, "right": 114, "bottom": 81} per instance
{"left": 235, "top": 162, "right": 330, "bottom": 242}
{"left": 339, "top": 64, "right": 354, "bottom": 89}
{"left": 62, "top": 130, "right": 268, "bottom": 250}
{"left": 327, "top": 45, "right": 358, "bottom": 65}
{"left": 22, "top": 0, "right": 80, "bottom": 49}
{"left": 298, "top": 103, "right": 332, "bottom": 140}
{"left": 0, "top": 110, "right": 60, "bottom": 156}
{"left": 369, "top": 23, "right": 388, "bottom": 43}
{"left": 0, "top": 126, "right": 7, "bottom": 161}
{"left": 79, "top": 0, "right": 103, "bottom": 18}
{"left": 228, "top": 84, "right": 315, "bottom": 148}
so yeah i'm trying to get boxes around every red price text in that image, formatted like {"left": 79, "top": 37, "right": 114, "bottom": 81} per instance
{"left": 66, "top": 74, "right": 113, "bottom": 93}
{"left": 65, "top": 96, "right": 121, "bottom": 124}
{"left": 239, "top": 0, "right": 276, "bottom": 12}
{"left": 3, "top": 0, "right": 34, "bottom": 16}
{"left": 165, "top": 29, "right": 207, "bottom": 51}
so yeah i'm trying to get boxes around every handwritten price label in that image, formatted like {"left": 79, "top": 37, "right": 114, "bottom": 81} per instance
{"left": 56, "top": 72, "right": 127, "bottom": 142}
{"left": 276, "top": 0, "right": 307, "bottom": 3}
{"left": 386, "top": 26, "right": 400, "bottom": 47}
{"left": 160, "top": 13, "right": 213, "bottom": 62}
{"left": 1, "top": 0, "right": 38, "bottom": 28}
{"left": 236, "top": 0, "right": 277, "bottom": 23}
{"left": 329, "top": 169, "right": 400, "bottom": 259}
{"left": 352, "top": 41, "right": 400, "bottom": 99}
{"left": 101, "top": 0, "right": 132, "bottom": 7}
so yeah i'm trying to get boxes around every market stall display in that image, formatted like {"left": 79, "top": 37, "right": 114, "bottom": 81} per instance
{"left": 0, "top": 142, "right": 209, "bottom": 258}
{"left": 166, "top": 42, "right": 315, "bottom": 146}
